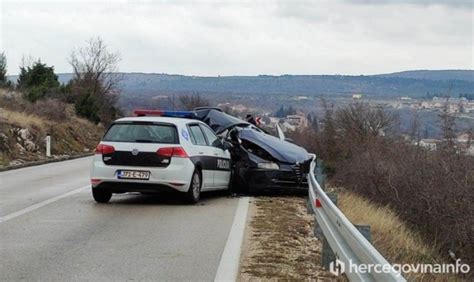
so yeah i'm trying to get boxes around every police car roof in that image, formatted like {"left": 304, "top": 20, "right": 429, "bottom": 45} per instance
{"left": 114, "top": 116, "right": 200, "bottom": 125}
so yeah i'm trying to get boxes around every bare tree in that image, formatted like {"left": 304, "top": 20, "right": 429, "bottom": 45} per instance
{"left": 178, "top": 93, "right": 210, "bottom": 110}
{"left": 334, "top": 102, "right": 395, "bottom": 141}
{"left": 69, "top": 37, "right": 121, "bottom": 125}
{"left": 438, "top": 97, "right": 457, "bottom": 150}
{"left": 410, "top": 111, "right": 421, "bottom": 143}
{"left": 20, "top": 54, "right": 35, "bottom": 69}
{"left": 0, "top": 52, "right": 7, "bottom": 85}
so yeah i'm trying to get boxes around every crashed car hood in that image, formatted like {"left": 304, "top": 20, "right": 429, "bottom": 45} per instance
{"left": 195, "top": 109, "right": 250, "bottom": 134}
{"left": 239, "top": 128, "right": 310, "bottom": 163}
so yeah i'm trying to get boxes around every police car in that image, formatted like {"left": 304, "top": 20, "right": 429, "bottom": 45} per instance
{"left": 90, "top": 110, "right": 232, "bottom": 204}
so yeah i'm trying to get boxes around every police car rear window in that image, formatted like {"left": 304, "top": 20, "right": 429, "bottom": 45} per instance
{"left": 103, "top": 122, "right": 178, "bottom": 144}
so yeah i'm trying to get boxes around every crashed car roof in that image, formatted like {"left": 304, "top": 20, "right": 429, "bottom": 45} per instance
{"left": 194, "top": 108, "right": 250, "bottom": 134}
{"left": 238, "top": 128, "right": 310, "bottom": 163}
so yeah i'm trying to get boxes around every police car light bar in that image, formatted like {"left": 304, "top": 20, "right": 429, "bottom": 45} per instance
{"left": 133, "top": 109, "right": 196, "bottom": 119}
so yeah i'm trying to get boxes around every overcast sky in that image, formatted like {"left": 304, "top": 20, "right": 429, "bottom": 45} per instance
{"left": 1, "top": 0, "right": 472, "bottom": 76}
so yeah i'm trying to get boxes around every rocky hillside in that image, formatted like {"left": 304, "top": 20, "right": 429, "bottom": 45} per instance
{"left": 0, "top": 89, "right": 104, "bottom": 167}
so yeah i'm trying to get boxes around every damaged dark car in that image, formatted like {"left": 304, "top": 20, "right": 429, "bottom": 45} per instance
{"left": 194, "top": 108, "right": 312, "bottom": 193}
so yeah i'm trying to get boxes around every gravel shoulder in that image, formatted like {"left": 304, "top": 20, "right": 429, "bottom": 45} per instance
{"left": 239, "top": 196, "right": 340, "bottom": 281}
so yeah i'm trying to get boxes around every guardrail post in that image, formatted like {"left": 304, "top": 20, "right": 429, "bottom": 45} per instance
{"left": 355, "top": 225, "right": 371, "bottom": 243}
{"left": 314, "top": 159, "right": 326, "bottom": 191}
{"left": 319, "top": 174, "right": 326, "bottom": 191}
{"left": 307, "top": 195, "right": 314, "bottom": 214}
{"left": 320, "top": 192, "right": 338, "bottom": 269}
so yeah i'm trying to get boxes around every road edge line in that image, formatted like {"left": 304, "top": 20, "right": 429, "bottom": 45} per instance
{"left": 0, "top": 185, "right": 89, "bottom": 224}
{"left": 214, "top": 196, "right": 250, "bottom": 282}
{"left": 0, "top": 153, "right": 94, "bottom": 173}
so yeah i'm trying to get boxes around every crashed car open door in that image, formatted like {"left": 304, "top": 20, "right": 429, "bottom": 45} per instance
{"left": 195, "top": 108, "right": 312, "bottom": 192}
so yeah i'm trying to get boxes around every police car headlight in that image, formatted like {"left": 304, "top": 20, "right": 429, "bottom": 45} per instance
{"left": 257, "top": 162, "right": 279, "bottom": 170}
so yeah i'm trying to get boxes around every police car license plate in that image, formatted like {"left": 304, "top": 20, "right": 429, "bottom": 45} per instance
{"left": 117, "top": 170, "right": 150, "bottom": 180}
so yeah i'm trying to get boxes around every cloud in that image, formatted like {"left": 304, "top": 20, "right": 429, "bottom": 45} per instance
{"left": 0, "top": 1, "right": 472, "bottom": 76}
{"left": 345, "top": 0, "right": 473, "bottom": 9}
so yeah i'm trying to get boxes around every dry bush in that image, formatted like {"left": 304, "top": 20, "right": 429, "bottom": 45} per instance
{"left": 286, "top": 128, "right": 320, "bottom": 154}
{"left": 334, "top": 138, "right": 474, "bottom": 276}
{"left": 178, "top": 93, "right": 210, "bottom": 110}
{"left": 25, "top": 98, "right": 69, "bottom": 121}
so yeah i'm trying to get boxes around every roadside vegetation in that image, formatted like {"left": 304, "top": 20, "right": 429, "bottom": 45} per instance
{"left": 0, "top": 90, "right": 103, "bottom": 166}
{"left": 0, "top": 38, "right": 119, "bottom": 166}
{"left": 288, "top": 101, "right": 473, "bottom": 279}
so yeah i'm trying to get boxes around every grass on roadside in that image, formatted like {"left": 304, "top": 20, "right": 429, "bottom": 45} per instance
{"left": 239, "top": 196, "right": 342, "bottom": 281}
{"left": 338, "top": 190, "right": 459, "bottom": 281}
{"left": 1, "top": 109, "right": 47, "bottom": 132}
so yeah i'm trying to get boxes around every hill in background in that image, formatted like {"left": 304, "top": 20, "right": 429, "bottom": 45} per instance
{"left": 8, "top": 69, "right": 474, "bottom": 102}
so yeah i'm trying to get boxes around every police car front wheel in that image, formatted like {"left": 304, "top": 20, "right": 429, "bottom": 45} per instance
{"left": 184, "top": 170, "right": 201, "bottom": 204}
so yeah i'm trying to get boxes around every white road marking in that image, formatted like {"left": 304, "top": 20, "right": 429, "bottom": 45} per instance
{"left": 0, "top": 156, "right": 92, "bottom": 176}
{"left": 0, "top": 185, "right": 89, "bottom": 224}
{"left": 214, "top": 196, "right": 250, "bottom": 282}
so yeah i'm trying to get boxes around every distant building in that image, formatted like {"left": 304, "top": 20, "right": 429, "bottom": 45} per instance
{"left": 285, "top": 114, "right": 309, "bottom": 128}
{"left": 457, "top": 133, "right": 471, "bottom": 143}
{"left": 295, "top": 96, "right": 309, "bottom": 101}
{"left": 419, "top": 139, "right": 442, "bottom": 151}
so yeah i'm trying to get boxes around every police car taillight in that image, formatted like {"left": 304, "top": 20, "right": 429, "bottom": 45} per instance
{"left": 157, "top": 147, "right": 188, "bottom": 158}
{"left": 95, "top": 144, "right": 115, "bottom": 155}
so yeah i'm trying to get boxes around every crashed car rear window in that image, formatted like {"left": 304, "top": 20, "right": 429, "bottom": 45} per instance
{"left": 103, "top": 123, "right": 178, "bottom": 144}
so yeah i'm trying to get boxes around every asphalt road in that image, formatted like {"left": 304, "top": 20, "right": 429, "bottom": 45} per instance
{"left": 0, "top": 157, "right": 240, "bottom": 281}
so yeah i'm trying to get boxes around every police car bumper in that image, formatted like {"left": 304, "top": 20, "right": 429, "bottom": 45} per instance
{"left": 90, "top": 155, "right": 195, "bottom": 193}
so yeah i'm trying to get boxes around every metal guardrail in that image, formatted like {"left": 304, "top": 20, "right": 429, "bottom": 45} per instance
{"left": 307, "top": 154, "right": 406, "bottom": 281}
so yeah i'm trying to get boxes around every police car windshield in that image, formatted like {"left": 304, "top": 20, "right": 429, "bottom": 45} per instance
{"left": 103, "top": 123, "right": 179, "bottom": 144}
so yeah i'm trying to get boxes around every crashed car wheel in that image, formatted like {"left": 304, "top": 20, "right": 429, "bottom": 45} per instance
{"left": 232, "top": 165, "right": 249, "bottom": 193}
{"left": 184, "top": 169, "right": 201, "bottom": 204}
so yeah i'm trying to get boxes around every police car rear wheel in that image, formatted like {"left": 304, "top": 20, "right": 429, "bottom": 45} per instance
{"left": 92, "top": 189, "right": 112, "bottom": 203}
{"left": 184, "top": 170, "right": 201, "bottom": 204}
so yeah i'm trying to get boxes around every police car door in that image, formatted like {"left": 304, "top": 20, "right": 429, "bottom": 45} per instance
{"left": 187, "top": 124, "right": 216, "bottom": 189}
{"left": 199, "top": 124, "right": 231, "bottom": 189}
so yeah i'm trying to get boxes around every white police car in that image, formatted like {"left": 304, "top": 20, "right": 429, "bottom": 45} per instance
{"left": 90, "top": 110, "right": 232, "bottom": 204}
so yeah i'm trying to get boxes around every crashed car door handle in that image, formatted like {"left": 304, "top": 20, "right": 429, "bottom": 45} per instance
{"left": 199, "top": 152, "right": 204, "bottom": 154}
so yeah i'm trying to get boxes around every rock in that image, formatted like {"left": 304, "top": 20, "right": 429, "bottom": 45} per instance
{"left": 24, "top": 140, "right": 36, "bottom": 152}
{"left": 4, "top": 91, "right": 15, "bottom": 99}
{"left": 9, "top": 159, "right": 26, "bottom": 166}
{"left": 15, "top": 143, "right": 26, "bottom": 155}
{"left": 0, "top": 133, "right": 8, "bottom": 151}
{"left": 18, "top": 128, "right": 30, "bottom": 140}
